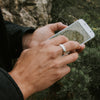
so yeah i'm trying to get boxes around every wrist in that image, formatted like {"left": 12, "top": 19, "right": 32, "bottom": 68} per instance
{"left": 22, "top": 33, "right": 33, "bottom": 49}
{"left": 9, "top": 70, "right": 35, "bottom": 99}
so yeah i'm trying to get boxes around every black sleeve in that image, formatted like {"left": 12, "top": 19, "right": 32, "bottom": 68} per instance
{"left": 0, "top": 68, "right": 24, "bottom": 100}
{"left": 4, "top": 21, "right": 35, "bottom": 58}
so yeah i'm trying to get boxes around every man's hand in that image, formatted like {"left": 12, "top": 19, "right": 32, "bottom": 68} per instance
{"left": 9, "top": 36, "right": 83, "bottom": 100}
{"left": 22, "top": 22, "right": 67, "bottom": 49}
{"left": 22, "top": 22, "right": 85, "bottom": 52}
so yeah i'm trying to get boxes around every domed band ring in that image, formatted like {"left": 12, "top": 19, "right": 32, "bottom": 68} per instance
{"left": 59, "top": 44, "right": 67, "bottom": 53}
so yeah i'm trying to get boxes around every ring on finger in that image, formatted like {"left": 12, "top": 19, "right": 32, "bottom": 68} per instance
{"left": 59, "top": 44, "right": 66, "bottom": 52}
{"left": 59, "top": 44, "right": 70, "bottom": 56}
{"left": 59, "top": 44, "right": 69, "bottom": 55}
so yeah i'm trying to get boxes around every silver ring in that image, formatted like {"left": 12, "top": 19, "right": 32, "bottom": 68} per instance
{"left": 59, "top": 44, "right": 66, "bottom": 52}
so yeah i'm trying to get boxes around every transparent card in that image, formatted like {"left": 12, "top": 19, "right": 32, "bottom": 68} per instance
{"left": 49, "top": 21, "right": 91, "bottom": 44}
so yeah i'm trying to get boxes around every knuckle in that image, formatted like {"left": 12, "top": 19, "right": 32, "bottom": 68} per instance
{"left": 47, "top": 23, "right": 55, "bottom": 28}
{"left": 66, "top": 66, "right": 71, "bottom": 73}
{"left": 56, "top": 70, "right": 62, "bottom": 80}
{"left": 40, "top": 42, "right": 45, "bottom": 47}
{"left": 57, "top": 22, "right": 63, "bottom": 25}
{"left": 30, "top": 41, "right": 39, "bottom": 47}
{"left": 53, "top": 61, "right": 59, "bottom": 68}
{"left": 22, "top": 49, "right": 29, "bottom": 54}
{"left": 21, "top": 49, "right": 30, "bottom": 57}
{"left": 52, "top": 50, "right": 60, "bottom": 58}
{"left": 68, "top": 67, "right": 71, "bottom": 72}
{"left": 69, "top": 41, "right": 75, "bottom": 46}
{"left": 40, "top": 41, "right": 49, "bottom": 47}
{"left": 74, "top": 41, "right": 80, "bottom": 46}
{"left": 49, "top": 61, "right": 57, "bottom": 68}
{"left": 74, "top": 41, "right": 79, "bottom": 44}
{"left": 48, "top": 49, "right": 55, "bottom": 56}
{"left": 51, "top": 53, "right": 57, "bottom": 58}
{"left": 69, "top": 41, "right": 79, "bottom": 48}
{"left": 47, "top": 47, "right": 58, "bottom": 58}
{"left": 59, "top": 35, "right": 68, "bottom": 42}
{"left": 46, "top": 24, "right": 50, "bottom": 28}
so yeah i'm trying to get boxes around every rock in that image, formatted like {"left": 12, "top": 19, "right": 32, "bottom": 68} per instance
{"left": 2, "top": 8, "right": 14, "bottom": 22}
{"left": 19, "top": 8, "right": 37, "bottom": 27}
{"left": 0, "top": 0, "right": 52, "bottom": 28}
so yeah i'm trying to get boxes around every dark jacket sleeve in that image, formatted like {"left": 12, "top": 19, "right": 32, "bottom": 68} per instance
{"left": 4, "top": 21, "right": 35, "bottom": 58}
{"left": 0, "top": 68, "right": 24, "bottom": 100}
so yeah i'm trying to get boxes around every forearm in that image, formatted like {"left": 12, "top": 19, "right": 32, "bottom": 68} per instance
{"left": 22, "top": 33, "right": 33, "bottom": 49}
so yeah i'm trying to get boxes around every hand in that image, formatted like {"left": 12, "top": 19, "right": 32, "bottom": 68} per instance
{"left": 22, "top": 22, "right": 85, "bottom": 52}
{"left": 22, "top": 22, "right": 67, "bottom": 49}
{"left": 9, "top": 36, "right": 82, "bottom": 99}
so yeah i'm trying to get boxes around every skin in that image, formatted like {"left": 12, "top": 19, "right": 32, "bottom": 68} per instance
{"left": 9, "top": 22, "right": 85, "bottom": 100}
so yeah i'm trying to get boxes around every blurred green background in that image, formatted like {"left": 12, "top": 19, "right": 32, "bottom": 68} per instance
{"left": 28, "top": 0, "right": 100, "bottom": 100}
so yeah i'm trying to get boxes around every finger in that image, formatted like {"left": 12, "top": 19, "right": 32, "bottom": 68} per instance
{"left": 60, "top": 66, "right": 70, "bottom": 78}
{"left": 48, "top": 22, "right": 67, "bottom": 32}
{"left": 66, "top": 44, "right": 85, "bottom": 54}
{"left": 54, "top": 52, "right": 79, "bottom": 67}
{"left": 44, "top": 35, "right": 69, "bottom": 46}
{"left": 58, "top": 41, "right": 81, "bottom": 52}
{"left": 76, "top": 44, "right": 85, "bottom": 53}
{"left": 44, "top": 40, "right": 81, "bottom": 57}
{"left": 55, "top": 66, "right": 71, "bottom": 81}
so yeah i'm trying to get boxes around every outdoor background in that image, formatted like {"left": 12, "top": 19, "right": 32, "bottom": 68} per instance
{"left": 0, "top": 0, "right": 100, "bottom": 100}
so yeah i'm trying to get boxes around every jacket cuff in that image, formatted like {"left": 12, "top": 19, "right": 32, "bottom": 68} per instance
{"left": 17, "top": 27, "right": 35, "bottom": 57}
{"left": 0, "top": 68, "right": 24, "bottom": 100}
{"left": 5, "top": 21, "right": 35, "bottom": 58}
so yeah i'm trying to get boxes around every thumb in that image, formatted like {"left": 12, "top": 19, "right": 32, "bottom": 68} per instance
{"left": 48, "top": 22, "right": 67, "bottom": 32}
